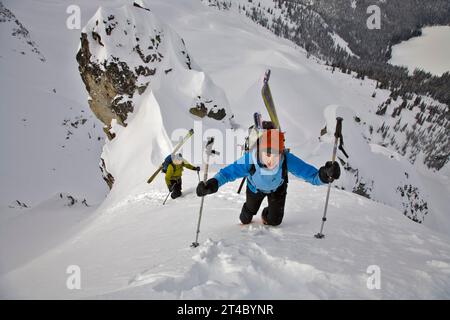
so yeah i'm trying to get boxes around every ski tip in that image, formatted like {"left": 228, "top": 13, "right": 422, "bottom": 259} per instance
{"left": 264, "top": 69, "right": 271, "bottom": 82}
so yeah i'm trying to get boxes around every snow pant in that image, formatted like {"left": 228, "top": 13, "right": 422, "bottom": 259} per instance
{"left": 169, "top": 179, "right": 182, "bottom": 199}
{"left": 239, "top": 181, "right": 287, "bottom": 226}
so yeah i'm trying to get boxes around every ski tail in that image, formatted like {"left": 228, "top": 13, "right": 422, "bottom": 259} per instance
{"left": 146, "top": 128, "right": 194, "bottom": 184}
{"left": 147, "top": 166, "right": 162, "bottom": 184}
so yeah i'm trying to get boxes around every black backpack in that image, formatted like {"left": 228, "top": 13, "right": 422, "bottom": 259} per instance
{"left": 161, "top": 155, "right": 173, "bottom": 173}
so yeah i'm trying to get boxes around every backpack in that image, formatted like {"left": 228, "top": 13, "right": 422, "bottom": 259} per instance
{"left": 161, "top": 155, "right": 173, "bottom": 173}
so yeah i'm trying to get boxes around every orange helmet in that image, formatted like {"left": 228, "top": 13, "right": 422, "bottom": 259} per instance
{"left": 258, "top": 129, "right": 285, "bottom": 154}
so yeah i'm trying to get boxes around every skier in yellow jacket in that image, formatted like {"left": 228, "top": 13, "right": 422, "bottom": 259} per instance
{"left": 166, "top": 153, "right": 200, "bottom": 199}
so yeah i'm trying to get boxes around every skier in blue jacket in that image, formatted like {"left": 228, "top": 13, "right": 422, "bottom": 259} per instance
{"left": 196, "top": 125, "right": 341, "bottom": 226}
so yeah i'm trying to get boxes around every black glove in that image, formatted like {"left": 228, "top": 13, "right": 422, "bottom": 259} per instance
{"left": 319, "top": 161, "right": 341, "bottom": 183}
{"left": 196, "top": 178, "right": 219, "bottom": 197}
{"left": 195, "top": 166, "right": 201, "bottom": 172}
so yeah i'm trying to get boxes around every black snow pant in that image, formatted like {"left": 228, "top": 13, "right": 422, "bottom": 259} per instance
{"left": 240, "top": 182, "right": 287, "bottom": 226}
{"left": 169, "top": 179, "right": 182, "bottom": 199}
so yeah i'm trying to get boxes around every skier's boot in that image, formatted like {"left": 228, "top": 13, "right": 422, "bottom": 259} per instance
{"left": 261, "top": 207, "right": 269, "bottom": 225}
{"left": 239, "top": 203, "right": 255, "bottom": 225}
{"left": 171, "top": 189, "right": 182, "bottom": 199}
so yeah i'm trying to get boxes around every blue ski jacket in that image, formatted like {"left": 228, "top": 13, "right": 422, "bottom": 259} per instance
{"left": 214, "top": 149, "right": 323, "bottom": 194}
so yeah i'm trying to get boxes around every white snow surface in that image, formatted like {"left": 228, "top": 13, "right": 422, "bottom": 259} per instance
{"left": 0, "top": 0, "right": 109, "bottom": 206}
{"left": 329, "top": 32, "right": 357, "bottom": 57}
{"left": 1, "top": 174, "right": 450, "bottom": 299}
{"left": 389, "top": 26, "right": 450, "bottom": 76}
{"left": 1, "top": 0, "right": 449, "bottom": 299}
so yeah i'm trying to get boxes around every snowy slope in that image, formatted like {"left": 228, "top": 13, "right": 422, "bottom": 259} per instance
{"left": 0, "top": 0, "right": 109, "bottom": 206}
{"left": 0, "top": 0, "right": 449, "bottom": 299}
{"left": 1, "top": 173, "right": 449, "bottom": 299}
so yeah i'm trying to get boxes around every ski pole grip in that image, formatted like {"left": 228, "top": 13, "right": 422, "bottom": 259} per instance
{"left": 335, "top": 117, "right": 343, "bottom": 138}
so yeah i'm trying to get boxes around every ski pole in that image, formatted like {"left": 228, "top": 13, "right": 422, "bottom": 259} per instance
{"left": 315, "top": 117, "right": 343, "bottom": 239}
{"left": 191, "top": 137, "right": 219, "bottom": 248}
{"left": 236, "top": 143, "right": 247, "bottom": 194}
{"left": 163, "top": 185, "right": 174, "bottom": 205}
{"left": 237, "top": 177, "right": 246, "bottom": 194}
{"left": 162, "top": 190, "right": 171, "bottom": 205}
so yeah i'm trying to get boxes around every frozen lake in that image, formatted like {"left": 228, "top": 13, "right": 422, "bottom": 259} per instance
{"left": 389, "top": 26, "right": 450, "bottom": 76}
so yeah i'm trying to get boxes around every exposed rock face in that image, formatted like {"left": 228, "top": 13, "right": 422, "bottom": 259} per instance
{"left": 76, "top": 32, "right": 137, "bottom": 128}
{"left": 100, "top": 158, "right": 114, "bottom": 189}
{"left": 190, "top": 97, "right": 226, "bottom": 120}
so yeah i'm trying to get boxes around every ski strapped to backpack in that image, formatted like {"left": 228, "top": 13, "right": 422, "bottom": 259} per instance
{"left": 237, "top": 69, "right": 287, "bottom": 194}
{"left": 147, "top": 128, "right": 194, "bottom": 184}
{"left": 237, "top": 69, "right": 287, "bottom": 193}
{"left": 237, "top": 112, "right": 262, "bottom": 194}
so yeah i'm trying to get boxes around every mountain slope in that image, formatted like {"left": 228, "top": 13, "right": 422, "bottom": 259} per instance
{"left": 1, "top": 174, "right": 449, "bottom": 299}
{"left": 0, "top": 0, "right": 108, "bottom": 205}
{"left": 0, "top": 0, "right": 449, "bottom": 299}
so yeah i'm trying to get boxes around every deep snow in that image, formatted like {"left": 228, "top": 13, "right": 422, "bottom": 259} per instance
{"left": 1, "top": 0, "right": 449, "bottom": 299}
{"left": 1, "top": 173, "right": 450, "bottom": 299}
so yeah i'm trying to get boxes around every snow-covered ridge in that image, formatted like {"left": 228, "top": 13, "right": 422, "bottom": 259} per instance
{"left": 202, "top": 0, "right": 352, "bottom": 59}
{"left": 77, "top": 1, "right": 232, "bottom": 128}
{"left": 329, "top": 32, "right": 357, "bottom": 58}
{"left": 77, "top": 1, "right": 235, "bottom": 193}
